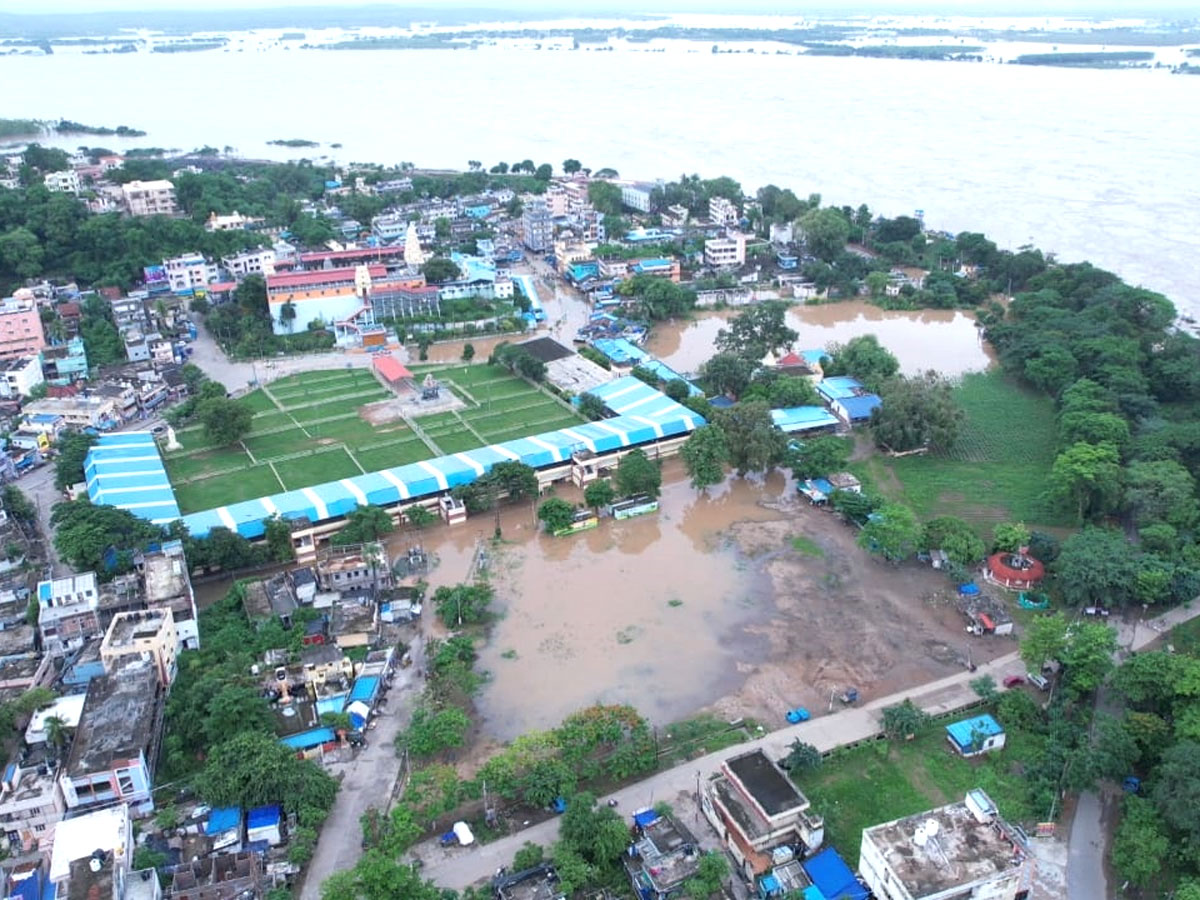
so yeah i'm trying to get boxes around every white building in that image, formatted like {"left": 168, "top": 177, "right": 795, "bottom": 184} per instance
{"left": 221, "top": 247, "right": 276, "bottom": 280}
{"left": 205, "top": 210, "right": 252, "bottom": 232}
{"left": 0, "top": 355, "right": 44, "bottom": 399}
{"left": 43, "top": 169, "right": 81, "bottom": 196}
{"left": 620, "top": 182, "right": 654, "bottom": 213}
{"left": 163, "top": 252, "right": 216, "bottom": 293}
{"left": 121, "top": 179, "right": 177, "bottom": 217}
{"left": 25, "top": 694, "right": 87, "bottom": 744}
{"left": 37, "top": 572, "right": 103, "bottom": 656}
{"left": 704, "top": 232, "right": 747, "bottom": 269}
{"left": 859, "top": 790, "right": 1029, "bottom": 900}
{"left": 709, "top": 195, "right": 740, "bottom": 226}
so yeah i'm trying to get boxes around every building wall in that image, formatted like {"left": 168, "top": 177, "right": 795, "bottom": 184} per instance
{"left": 123, "top": 180, "right": 177, "bottom": 217}
{"left": 0, "top": 299, "right": 47, "bottom": 360}
{"left": 0, "top": 356, "right": 44, "bottom": 398}
{"left": 621, "top": 185, "right": 653, "bottom": 213}
{"left": 858, "top": 832, "right": 1022, "bottom": 900}
{"left": 61, "top": 753, "right": 153, "bottom": 812}
{"left": 101, "top": 612, "right": 178, "bottom": 686}
{"left": 268, "top": 291, "right": 365, "bottom": 336}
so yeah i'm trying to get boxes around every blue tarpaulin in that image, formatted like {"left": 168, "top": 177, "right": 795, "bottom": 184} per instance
{"left": 633, "top": 809, "right": 659, "bottom": 828}
{"left": 801, "top": 848, "right": 868, "bottom": 900}
{"left": 205, "top": 807, "right": 242, "bottom": 836}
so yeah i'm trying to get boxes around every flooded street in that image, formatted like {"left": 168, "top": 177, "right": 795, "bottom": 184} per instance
{"left": 647, "top": 300, "right": 995, "bottom": 377}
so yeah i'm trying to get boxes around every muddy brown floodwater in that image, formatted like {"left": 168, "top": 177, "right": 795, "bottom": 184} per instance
{"left": 423, "top": 459, "right": 1009, "bottom": 741}
{"left": 647, "top": 300, "right": 996, "bottom": 377}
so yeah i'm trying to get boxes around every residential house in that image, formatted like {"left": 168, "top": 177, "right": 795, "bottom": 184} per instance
{"left": 620, "top": 182, "right": 654, "bottom": 213}
{"left": 944, "top": 714, "right": 1006, "bottom": 758}
{"left": 100, "top": 609, "right": 178, "bottom": 687}
{"left": 24, "top": 694, "right": 87, "bottom": 744}
{"left": 204, "top": 210, "right": 258, "bottom": 232}
{"left": 43, "top": 169, "right": 81, "bottom": 196}
{"left": 623, "top": 808, "right": 703, "bottom": 900}
{"left": 316, "top": 545, "right": 392, "bottom": 595}
{"left": 494, "top": 864, "right": 565, "bottom": 900}
{"left": 709, "top": 196, "right": 740, "bottom": 226}
{"left": 0, "top": 653, "right": 52, "bottom": 694}
{"left": 329, "top": 599, "right": 378, "bottom": 649}
{"left": 39, "top": 336, "right": 89, "bottom": 383}
{"left": 521, "top": 199, "right": 553, "bottom": 252}
{"left": 163, "top": 253, "right": 216, "bottom": 294}
{"left": 704, "top": 233, "right": 747, "bottom": 269}
{"left": 661, "top": 205, "right": 689, "bottom": 228}
{"left": 0, "top": 294, "right": 47, "bottom": 360}
{"left": 242, "top": 574, "right": 297, "bottom": 626}
{"left": 221, "top": 248, "right": 275, "bottom": 280}
{"left": 37, "top": 572, "right": 103, "bottom": 656}
{"left": 167, "top": 851, "right": 263, "bottom": 900}
{"left": 59, "top": 660, "right": 164, "bottom": 813}
{"left": 858, "top": 790, "right": 1029, "bottom": 900}
{"left": 0, "top": 749, "right": 67, "bottom": 852}
{"left": 48, "top": 803, "right": 149, "bottom": 900}
{"left": 122, "top": 179, "right": 177, "bottom": 217}
{"left": 816, "top": 376, "right": 882, "bottom": 424}
{"left": 0, "top": 355, "right": 44, "bottom": 399}
{"left": 23, "top": 394, "right": 118, "bottom": 430}
{"left": 701, "top": 749, "right": 825, "bottom": 879}
{"left": 138, "top": 542, "right": 200, "bottom": 650}
{"left": 109, "top": 294, "right": 149, "bottom": 333}
{"left": 124, "top": 330, "right": 151, "bottom": 363}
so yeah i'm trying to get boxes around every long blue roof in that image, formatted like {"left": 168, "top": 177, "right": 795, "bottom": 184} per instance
{"left": 102, "top": 376, "right": 706, "bottom": 540}
{"left": 771, "top": 406, "right": 840, "bottom": 433}
{"left": 84, "top": 432, "right": 181, "bottom": 524}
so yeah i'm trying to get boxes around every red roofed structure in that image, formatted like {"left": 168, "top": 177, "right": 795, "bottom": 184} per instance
{"left": 984, "top": 551, "right": 1045, "bottom": 590}
{"left": 266, "top": 265, "right": 385, "bottom": 293}
{"left": 372, "top": 355, "right": 413, "bottom": 389}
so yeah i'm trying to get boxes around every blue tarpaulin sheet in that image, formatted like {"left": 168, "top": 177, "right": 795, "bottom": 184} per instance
{"left": 801, "top": 848, "right": 868, "bottom": 900}
{"left": 633, "top": 809, "right": 659, "bottom": 828}
{"left": 205, "top": 807, "right": 241, "bottom": 835}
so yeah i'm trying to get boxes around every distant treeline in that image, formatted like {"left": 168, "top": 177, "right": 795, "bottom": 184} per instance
{"left": 1014, "top": 51, "right": 1154, "bottom": 68}
{"left": 151, "top": 40, "right": 226, "bottom": 54}
{"left": 56, "top": 120, "right": 145, "bottom": 137}
{"left": 805, "top": 43, "right": 984, "bottom": 60}
{"left": 267, "top": 139, "right": 319, "bottom": 148}
{"left": 0, "top": 118, "right": 41, "bottom": 138}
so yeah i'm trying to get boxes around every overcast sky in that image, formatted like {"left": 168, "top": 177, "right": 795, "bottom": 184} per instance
{"left": 3, "top": 1, "right": 1193, "bottom": 15}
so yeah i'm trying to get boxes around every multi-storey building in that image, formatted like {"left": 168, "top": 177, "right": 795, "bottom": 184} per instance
{"left": 163, "top": 253, "right": 216, "bottom": 294}
{"left": 100, "top": 609, "right": 178, "bottom": 687}
{"left": 704, "top": 233, "right": 747, "bottom": 269}
{"left": 0, "top": 355, "right": 43, "bottom": 398}
{"left": 43, "top": 169, "right": 80, "bottom": 195}
{"left": 521, "top": 198, "right": 554, "bottom": 252}
{"left": 122, "top": 179, "right": 177, "bottom": 216}
{"left": 621, "top": 182, "right": 654, "bottom": 213}
{"left": 220, "top": 248, "right": 275, "bottom": 280}
{"left": 709, "top": 195, "right": 740, "bottom": 226}
{"left": 0, "top": 294, "right": 47, "bottom": 360}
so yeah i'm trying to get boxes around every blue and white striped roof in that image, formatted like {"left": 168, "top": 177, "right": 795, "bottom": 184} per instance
{"left": 84, "top": 432, "right": 182, "bottom": 524}
{"left": 162, "top": 376, "right": 703, "bottom": 540}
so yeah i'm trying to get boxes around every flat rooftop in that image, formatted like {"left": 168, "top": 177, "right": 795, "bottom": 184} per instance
{"left": 65, "top": 662, "right": 161, "bottom": 777}
{"left": 863, "top": 795, "right": 1025, "bottom": 898}
{"left": 725, "top": 750, "right": 809, "bottom": 817}
{"left": 496, "top": 865, "right": 564, "bottom": 900}
{"left": 142, "top": 548, "right": 189, "bottom": 603}
{"left": 105, "top": 609, "right": 170, "bottom": 647}
{"left": 626, "top": 812, "right": 700, "bottom": 892}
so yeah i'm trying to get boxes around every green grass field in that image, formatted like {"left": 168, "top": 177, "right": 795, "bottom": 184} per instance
{"left": 857, "top": 371, "right": 1064, "bottom": 531}
{"left": 162, "top": 364, "right": 584, "bottom": 514}
{"left": 796, "top": 725, "right": 1043, "bottom": 865}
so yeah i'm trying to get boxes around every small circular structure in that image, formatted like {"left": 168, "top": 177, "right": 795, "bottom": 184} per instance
{"left": 985, "top": 551, "right": 1045, "bottom": 590}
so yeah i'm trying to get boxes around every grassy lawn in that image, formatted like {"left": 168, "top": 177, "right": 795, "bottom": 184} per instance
{"left": 275, "top": 449, "right": 363, "bottom": 488}
{"left": 796, "top": 725, "right": 1044, "bottom": 865}
{"left": 172, "top": 465, "right": 284, "bottom": 512}
{"left": 857, "top": 371, "right": 1063, "bottom": 530}
{"left": 168, "top": 363, "right": 585, "bottom": 512}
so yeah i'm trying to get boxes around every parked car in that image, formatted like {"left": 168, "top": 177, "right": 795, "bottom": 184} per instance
{"left": 1027, "top": 672, "right": 1050, "bottom": 691}
{"left": 1002, "top": 675, "right": 1026, "bottom": 688}
{"left": 1083, "top": 606, "right": 1111, "bottom": 617}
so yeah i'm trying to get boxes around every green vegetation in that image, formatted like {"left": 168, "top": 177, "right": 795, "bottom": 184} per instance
{"left": 0, "top": 118, "right": 42, "bottom": 138}
{"left": 790, "top": 536, "right": 824, "bottom": 557}
{"left": 1015, "top": 51, "right": 1154, "bottom": 67}
{"left": 267, "top": 138, "right": 320, "bottom": 147}
{"left": 861, "top": 371, "right": 1060, "bottom": 528}
{"left": 162, "top": 364, "right": 581, "bottom": 513}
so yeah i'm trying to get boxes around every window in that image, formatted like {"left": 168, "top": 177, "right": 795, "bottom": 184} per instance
{"left": 33, "top": 824, "right": 44, "bottom": 832}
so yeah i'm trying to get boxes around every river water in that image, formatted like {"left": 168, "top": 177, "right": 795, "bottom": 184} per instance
{"left": 2, "top": 39, "right": 1196, "bottom": 315}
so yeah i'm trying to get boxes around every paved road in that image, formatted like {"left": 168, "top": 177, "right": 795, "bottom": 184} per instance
{"left": 411, "top": 649, "right": 1028, "bottom": 890}
{"left": 17, "top": 461, "right": 67, "bottom": 578}
{"left": 298, "top": 635, "right": 427, "bottom": 900}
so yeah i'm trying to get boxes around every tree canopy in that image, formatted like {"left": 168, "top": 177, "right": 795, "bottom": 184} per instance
{"left": 871, "top": 372, "right": 963, "bottom": 453}
{"left": 823, "top": 334, "right": 899, "bottom": 391}
{"left": 681, "top": 425, "right": 728, "bottom": 491}
{"left": 713, "top": 401, "right": 788, "bottom": 475}
{"left": 615, "top": 449, "right": 662, "bottom": 499}
{"left": 715, "top": 301, "right": 797, "bottom": 361}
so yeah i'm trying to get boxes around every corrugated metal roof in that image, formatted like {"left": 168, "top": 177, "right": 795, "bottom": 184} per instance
{"left": 84, "top": 432, "right": 181, "bottom": 524}
{"left": 771, "top": 406, "right": 841, "bottom": 433}
{"left": 88, "top": 378, "right": 703, "bottom": 540}
{"left": 945, "top": 714, "right": 1004, "bottom": 751}
{"left": 816, "top": 376, "right": 865, "bottom": 401}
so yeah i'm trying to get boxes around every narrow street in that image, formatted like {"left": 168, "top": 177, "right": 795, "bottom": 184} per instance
{"left": 298, "top": 635, "right": 426, "bottom": 900}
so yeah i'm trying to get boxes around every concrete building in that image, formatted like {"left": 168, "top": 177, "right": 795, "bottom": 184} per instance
{"left": 204, "top": 210, "right": 255, "bottom": 232}
{"left": 39, "top": 335, "right": 89, "bottom": 383}
{"left": 23, "top": 395, "right": 118, "bottom": 430}
{"left": 163, "top": 253, "right": 216, "bottom": 294}
{"left": 43, "top": 169, "right": 81, "bottom": 195}
{"left": 702, "top": 749, "right": 825, "bottom": 879}
{"left": 139, "top": 542, "right": 200, "bottom": 651}
{"left": 709, "top": 195, "right": 740, "bottom": 226}
{"left": 48, "top": 802, "right": 146, "bottom": 899}
{"left": 221, "top": 247, "right": 275, "bottom": 280}
{"left": 101, "top": 609, "right": 178, "bottom": 687}
{"left": 24, "top": 694, "right": 87, "bottom": 745}
{"left": 0, "top": 355, "right": 43, "bottom": 398}
{"left": 265, "top": 265, "right": 376, "bottom": 338}
{"left": 122, "top": 179, "right": 177, "bottom": 217}
{"left": 0, "top": 294, "right": 47, "bottom": 360}
{"left": 316, "top": 544, "right": 393, "bottom": 596}
{"left": 109, "top": 295, "right": 148, "bottom": 333}
{"left": 623, "top": 809, "right": 702, "bottom": 900}
{"left": 60, "top": 661, "right": 163, "bottom": 813}
{"left": 704, "top": 233, "right": 747, "bottom": 269}
{"left": 521, "top": 198, "right": 554, "bottom": 252}
{"left": 944, "top": 714, "right": 1006, "bottom": 758}
{"left": 36, "top": 572, "right": 103, "bottom": 657}
{"left": 858, "top": 790, "right": 1030, "bottom": 900}
{"left": 0, "top": 750, "right": 67, "bottom": 852}
{"left": 621, "top": 182, "right": 654, "bottom": 213}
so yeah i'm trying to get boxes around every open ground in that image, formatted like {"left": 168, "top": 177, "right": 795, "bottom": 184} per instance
{"left": 162, "top": 363, "right": 584, "bottom": 513}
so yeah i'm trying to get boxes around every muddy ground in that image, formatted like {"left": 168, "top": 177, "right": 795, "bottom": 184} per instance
{"left": 432, "top": 459, "right": 1013, "bottom": 741}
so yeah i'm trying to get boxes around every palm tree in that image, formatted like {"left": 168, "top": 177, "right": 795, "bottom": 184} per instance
{"left": 44, "top": 716, "right": 68, "bottom": 753}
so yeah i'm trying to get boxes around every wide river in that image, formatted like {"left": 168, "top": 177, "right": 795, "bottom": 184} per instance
{"left": 2, "top": 40, "right": 1196, "bottom": 313}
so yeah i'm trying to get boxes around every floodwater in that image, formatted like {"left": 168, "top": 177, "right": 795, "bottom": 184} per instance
{"left": 473, "top": 466, "right": 785, "bottom": 740}
{"left": 646, "top": 301, "right": 995, "bottom": 377}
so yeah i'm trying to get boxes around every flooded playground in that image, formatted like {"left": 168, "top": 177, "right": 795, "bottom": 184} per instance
{"left": 405, "top": 460, "right": 1008, "bottom": 740}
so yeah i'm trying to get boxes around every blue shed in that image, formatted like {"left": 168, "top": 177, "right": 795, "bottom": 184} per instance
{"left": 801, "top": 848, "right": 868, "bottom": 900}
{"left": 945, "top": 714, "right": 1006, "bottom": 757}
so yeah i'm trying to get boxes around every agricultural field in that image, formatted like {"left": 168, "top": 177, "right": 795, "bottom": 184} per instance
{"left": 162, "top": 364, "right": 583, "bottom": 513}
{"left": 857, "top": 371, "right": 1064, "bottom": 531}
